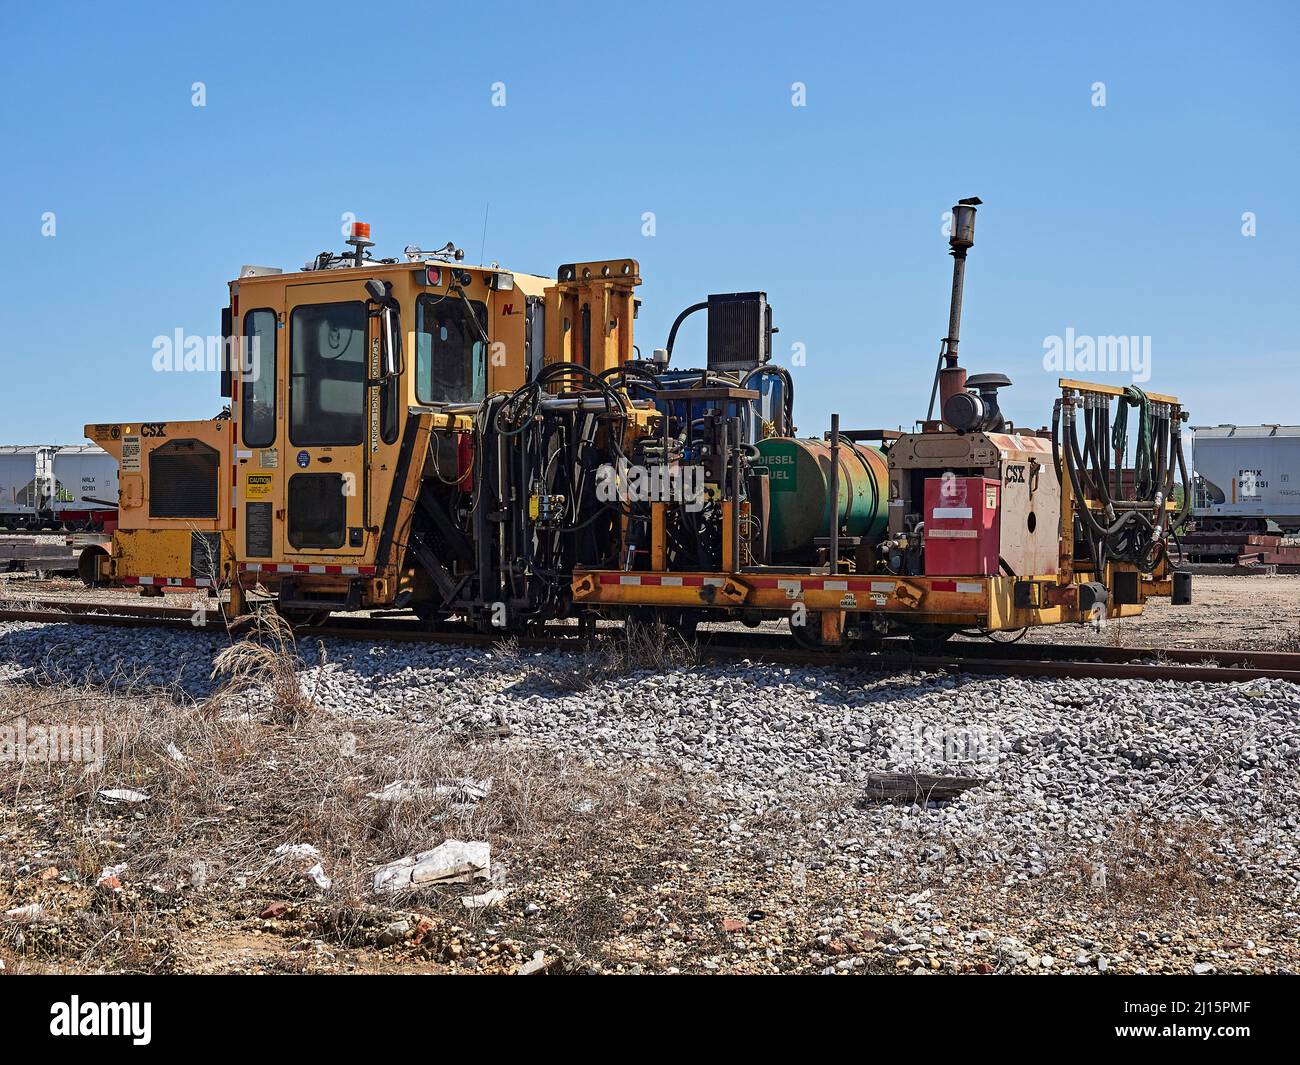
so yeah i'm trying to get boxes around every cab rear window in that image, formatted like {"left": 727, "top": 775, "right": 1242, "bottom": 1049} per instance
{"left": 290, "top": 302, "right": 367, "bottom": 446}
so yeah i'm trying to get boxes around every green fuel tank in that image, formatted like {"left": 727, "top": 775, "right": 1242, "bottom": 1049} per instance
{"left": 754, "top": 437, "right": 890, "bottom": 558}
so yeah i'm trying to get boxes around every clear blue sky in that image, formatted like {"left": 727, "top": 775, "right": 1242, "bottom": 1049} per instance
{"left": 2, "top": 0, "right": 1296, "bottom": 443}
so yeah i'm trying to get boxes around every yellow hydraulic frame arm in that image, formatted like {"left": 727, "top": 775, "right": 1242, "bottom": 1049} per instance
{"left": 1054, "top": 377, "right": 1184, "bottom": 596}
{"left": 546, "top": 260, "right": 641, "bottom": 373}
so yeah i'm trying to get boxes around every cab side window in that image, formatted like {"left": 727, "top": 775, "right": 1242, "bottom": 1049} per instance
{"left": 241, "top": 309, "right": 277, "bottom": 448}
{"left": 416, "top": 296, "right": 487, "bottom": 404}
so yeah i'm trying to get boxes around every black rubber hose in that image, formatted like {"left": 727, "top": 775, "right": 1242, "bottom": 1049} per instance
{"left": 1153, "top": 414, "right": 1169, "bottom": 507}
{"left": 1061, "top": 409, "right": 1106, "bottom": 571}
{"left": 1053, "top": 399, "right": 1104, "bottom": 569}
{"left": 1086, "top": 403, "right": 1113, "bottom": 507}
{"left": 1064, "top": 406, "right": 1146, "bottom": 573}
{"left": 1098, "top": 401, "right": 1111, "bottom": 498}
{"left": 1065, "top": 408, "right": 1137, "bottom": 538}
{"left": 599, "top": 364, "right": 661, "bottom": 388}
{"left": 1051, "top": 399, "right": 1064, "bottom": 486}
{"left": 1081, "top": 401, "right": 1102, "bottom": 501}
{"left": 534, "top": 361, "right": 633, "bottom": 460}
{"left": 1171, "top": 421, "right": 1193, "bottom": 529}
{"left": 664, "top": 302, "right": 708, "bottom": 363}
{"left": 1167, "top": 523, "right": 1185, "bottom": 570}
{"left": 1097, "top": 403, "right": 1116, "bottom": 506}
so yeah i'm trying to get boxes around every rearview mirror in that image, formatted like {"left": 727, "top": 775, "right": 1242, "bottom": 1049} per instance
{"left": 219, "top": 305, "right": 233, "bottom": 397}
{"left": 365, "top": 279, "right": 401, "bottom": 377}
{"left": 381, "top": 306, "right": 401, "bottom": 378}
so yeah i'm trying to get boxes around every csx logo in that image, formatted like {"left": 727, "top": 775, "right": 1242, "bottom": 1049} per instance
{"left": 1005, "top": 464, "right": 1026, "bottom": 483}
{"left": 140, "top": 422, "right": 168, "bottom": 438}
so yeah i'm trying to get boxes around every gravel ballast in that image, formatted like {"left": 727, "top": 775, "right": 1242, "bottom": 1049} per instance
{"left": 3, "top": 618, "right": 1298, "bottom": 898}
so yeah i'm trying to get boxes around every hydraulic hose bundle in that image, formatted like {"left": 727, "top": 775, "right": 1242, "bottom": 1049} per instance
{"left": 1112, "top": 385, "right": 1154, "bottom": 499}
{"left": 473, "top": 363, "right": 633, "bottom": 618}
{"left": 1053, "top": 386, "right": 1190, "bottom": 575}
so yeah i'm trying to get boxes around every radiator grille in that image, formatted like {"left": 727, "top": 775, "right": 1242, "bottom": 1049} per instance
{"left": 148, "top": 440, "right": 219, "bottom": 519}
{"left": 707, "top": 291, "right": 771, "bottom": 372}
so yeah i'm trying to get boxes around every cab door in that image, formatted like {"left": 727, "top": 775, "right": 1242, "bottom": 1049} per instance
{"left": 282, "top": 279, "right": 376, "bottom": 560}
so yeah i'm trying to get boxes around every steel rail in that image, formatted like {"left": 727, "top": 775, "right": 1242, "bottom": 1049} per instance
{"left": 2, "top": 600, "right": 1299, "bottom": 684}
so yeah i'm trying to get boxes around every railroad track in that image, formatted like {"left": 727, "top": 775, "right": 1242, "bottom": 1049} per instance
{"left": 2, "top": 598, "right": 1299, "bottom": 684}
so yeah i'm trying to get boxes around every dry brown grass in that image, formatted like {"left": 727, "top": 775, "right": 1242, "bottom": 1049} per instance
{"left": 1103, "top": 617, "right": 1131, "bottom": 647}
{"left": 1273, "top": 623, "right": 1300, "bottom": 653}
{"left": 210, "top": 608, "right": 319, "bottom": 726}
{"left": 1056, "top": 814, "right": 1240, "bottom": 911}
{"left": 0, "top": 630, "right": 700, "bottom": 971}
{"left": 544, "top": 617, "right": 697, "bottom": 693}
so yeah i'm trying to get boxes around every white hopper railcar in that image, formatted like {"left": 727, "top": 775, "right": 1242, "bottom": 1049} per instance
{"left": 0, "top": 445, "right": 52, "bottom": 529}
{"left": 1191, "top": 424, "right": 1300, "bottom": 534}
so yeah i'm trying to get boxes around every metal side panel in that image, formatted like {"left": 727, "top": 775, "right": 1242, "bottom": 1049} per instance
{"left": 375, "top": 410, "right": 434, "bottom": 574}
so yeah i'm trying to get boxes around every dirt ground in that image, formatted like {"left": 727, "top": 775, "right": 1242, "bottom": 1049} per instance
{"left": 1018, "top": 573, "right": 1300, "bottom": 651}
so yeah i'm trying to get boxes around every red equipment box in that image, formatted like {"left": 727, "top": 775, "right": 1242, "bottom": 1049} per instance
{"left": 923, "top": 476, "right": 1001, "bottom": 576}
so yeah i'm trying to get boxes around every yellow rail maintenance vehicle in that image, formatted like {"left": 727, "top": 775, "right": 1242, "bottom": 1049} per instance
{"left": 84, "top": 201, "right": 1191, "bottom": 647}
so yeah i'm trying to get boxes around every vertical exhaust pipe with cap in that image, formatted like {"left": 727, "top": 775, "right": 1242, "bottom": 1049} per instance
{"left": 926, "top": 197, "right": 982, "bottom": 426}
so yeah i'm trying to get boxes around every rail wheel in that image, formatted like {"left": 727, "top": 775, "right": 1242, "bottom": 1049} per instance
{"left": 274, "top": 604, "right": 329, "bottom": 629}
{"left": 78, "top": 544, "right": 109, "bottom": 587}
{"left": 789, "top": 611, "right": 847, "bottom": 652}
{"left": 412, "top": 602, "right": 450, "bottom": 628}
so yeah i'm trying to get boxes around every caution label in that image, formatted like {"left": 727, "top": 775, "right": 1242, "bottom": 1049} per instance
{"left": 246, "top": 474, "right": 273, "bottom": 501}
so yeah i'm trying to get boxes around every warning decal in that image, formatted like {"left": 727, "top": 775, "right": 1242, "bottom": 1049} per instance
{"left": 121, "top": 435, "right": 142, "bottom": 472}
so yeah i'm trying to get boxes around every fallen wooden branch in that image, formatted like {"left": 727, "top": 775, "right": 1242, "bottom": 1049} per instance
{"left": 863, "top": 772, "right": 985, "bottom": 804}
